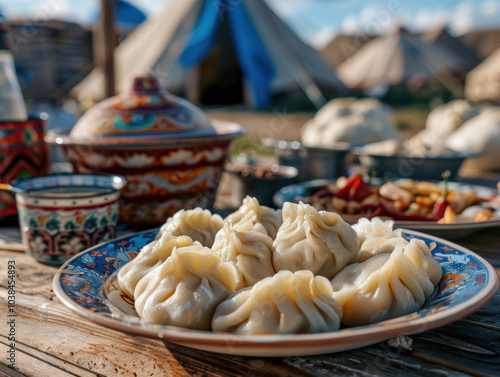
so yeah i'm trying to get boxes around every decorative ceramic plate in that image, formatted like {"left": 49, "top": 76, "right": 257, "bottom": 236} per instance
{"left": 53, "top": 229, "right": 498, "bottom": 357}
{"left": 273, "top": 179, "right": 500, "bottom": 239}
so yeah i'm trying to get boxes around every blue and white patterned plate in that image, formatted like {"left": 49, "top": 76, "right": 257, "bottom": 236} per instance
{"left": 53, "top": 229, "right": 498, "bottom": 357}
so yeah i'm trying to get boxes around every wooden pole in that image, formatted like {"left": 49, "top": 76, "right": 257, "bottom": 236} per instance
{"left": 97, "top": 0, "right": 116, "bottom": 98}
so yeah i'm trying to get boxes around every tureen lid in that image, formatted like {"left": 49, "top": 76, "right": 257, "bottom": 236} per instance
{"left": 70, "top": 76, "right": 215, "bottom": 138}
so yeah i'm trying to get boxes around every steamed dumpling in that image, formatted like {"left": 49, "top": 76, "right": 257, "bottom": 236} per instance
{"left": 212, "top": 270, "right": 342, "bottom": 335}
{"left": 134, "top": 244, "right": 238, "bottom": 330}
{"left": 330, "top": 239, "right": 442, "bottom": 327}
{"left": 155, "top": 208, "right": 224, "bottom": 247}
{"left": 212, "top": 221, "right": 275, "bottom": 288}
{"left": 272, "top": 202, "right": 358, "bottom": 279}
{"left": 224, "top": 196, "right": 282, "bottom": 238}
{"left": 117, "top": 233, "right": 194, "bottom": 299}
{"left": 353, "top": 217, "right": 408, "bottom": 262}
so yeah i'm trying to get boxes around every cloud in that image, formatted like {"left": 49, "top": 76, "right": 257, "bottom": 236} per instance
{"left": 449, "top": 0, "right": 500, "bottom": 35}
{"left": 310, "top": 25, "right": 337, "bottom": 49}
{"left": 480, "top": 0, "right": 499, "bottom": 15}
{"left": 341, "top": 14, "right": 361, "bottom": 34}
{"left": 132, "top": 0, "right": 171, "bottom": 15}
{"left": 0, "top": 0, "right": 95, "bottom": 24}
{"left": 340, "top": 4, "right": 402, "bottom": 35}
{"left": 412, "top": 8, "right": 450, "bottom": 32}
{"left": 333, "top": 0, "right": 500, "bottom": 38}
{"left": 266, "top": 0, "right": 309, "bottom": 18}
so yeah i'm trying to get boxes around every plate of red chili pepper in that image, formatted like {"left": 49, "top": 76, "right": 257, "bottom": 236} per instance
{"left": 273, "top": 173, "right": 500, "bottom": 238}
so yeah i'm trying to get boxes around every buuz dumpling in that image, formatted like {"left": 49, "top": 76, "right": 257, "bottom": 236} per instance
{"left": 117, "top": 233, "right": 194, "bottom": 299}
{"left": 134, "top": 244, "right": 238, "bottom": 330}
{"left": 212, "top": 270, "right": 342, "bottom": 335}
{"left": 212, "top": 221, "right": 275, "bottom": 288}
{"left": 353, "top": 217, "right": 408, "bottom": 262}
{"left": 155, "top": 208, "right": 224, "bottom": 247}
{"left": 224, "top": 196, "right": 282, "bottom": 238}
{"left": 272, "top": 202, "right": 358, "bottom": 279}
{"left": 330, "top": 239, "right": 442, "bottom": 327}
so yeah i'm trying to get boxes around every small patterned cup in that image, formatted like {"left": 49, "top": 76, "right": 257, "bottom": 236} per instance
{"left": 3, "top": 174, "right": 126, "bottom": 265}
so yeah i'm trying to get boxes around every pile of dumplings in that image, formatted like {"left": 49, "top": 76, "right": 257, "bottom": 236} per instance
{"left": 117, "top": 197, "right": 442, "bottom": 334}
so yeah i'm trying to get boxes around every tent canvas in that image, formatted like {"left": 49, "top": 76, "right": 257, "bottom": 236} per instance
{"left": 465, "top": 47, "right": 500, "bottom": 103}
{"left": 73, "top": 0, "right": 348, "bottom": 108}
{"left": 337, "top": 28, "right": 466, "bottom": 90}
{"left": 422, "top": 27, "right": 481, "bottom": 71}
{"left": 320, "top": 34, "right": 374, "bottom": 68}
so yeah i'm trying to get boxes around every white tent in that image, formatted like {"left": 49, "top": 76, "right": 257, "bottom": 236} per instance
{"left": 73, "top": 0, "right": 348, "bottom": 108}
{"left": 337, "top": 28, "right": 466, "bottom": 90}
{"left": 465, "top": 47, "right": 500, "bottom": 103}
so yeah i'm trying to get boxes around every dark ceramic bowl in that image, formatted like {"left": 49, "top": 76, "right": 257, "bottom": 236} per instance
{"left": 351, "top": 149, "right": 479, "bottom": 181}
{"left": 226, "top": 163, "right": 298, "bottom": 207}
{"left": 263, "top": 139, "right": 350, "bottom": 181}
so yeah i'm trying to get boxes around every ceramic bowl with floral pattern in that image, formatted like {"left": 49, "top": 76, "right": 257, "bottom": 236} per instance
{"left": 4, "top": 173, "right": 126, "bottom": 264}
{"left": 46, "top": 76, "right": 245, "bottom": 225}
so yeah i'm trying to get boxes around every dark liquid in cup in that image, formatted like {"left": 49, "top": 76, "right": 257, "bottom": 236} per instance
{"left": 27, "top": 186, "right": 106, "bottom": 195}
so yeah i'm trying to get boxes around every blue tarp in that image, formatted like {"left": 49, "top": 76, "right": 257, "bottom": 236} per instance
{"left": 179, "top": 0, "right": 275, "bottom": 108}
{"left": 0, "top": 12, "right": 10, "bottom": 51}
{"left": 93, "top": 0, "right": 146, "bottom": 30}
{"left": 115, "top": 0, "right": 146, "bottom": 29}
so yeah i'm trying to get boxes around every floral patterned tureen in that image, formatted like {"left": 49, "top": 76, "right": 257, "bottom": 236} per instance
{"left": 47, "top": 76, "right": 245, "bottom": 225}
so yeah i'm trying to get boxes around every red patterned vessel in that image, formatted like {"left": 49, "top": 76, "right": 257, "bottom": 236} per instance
{"left": 0, "top": 117, "right": 49, "bottom": 217}
{"left": 46, "top": 76, "right": 244, "bottom": 225}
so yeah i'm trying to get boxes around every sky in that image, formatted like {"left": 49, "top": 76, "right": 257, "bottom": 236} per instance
{"left": 1, "top": 0, "right": 500, "bottom": 48}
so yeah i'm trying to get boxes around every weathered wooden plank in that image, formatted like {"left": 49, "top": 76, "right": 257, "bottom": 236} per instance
{"left": 0, "top": 304, "right": 191, "bottom": 377}
{"left": 0, "top": 362, "right": 29, "bottom": 377}
{"left": 461, "top": 289, "right": 500, "bottom": 330}
{"left": 457, "top": 227, "right": 500, "bottom": 262}
{"left": 163, "top": 343, "right": 314, "bottom": 377}
{"left": 280, "top": 343, "right": 472, "bottom": 377}
{"left": 0, "top": 336, "right": 102, "bottom": 377}
{"left": 410, "top": 323, "right": 500, "bottom": 376}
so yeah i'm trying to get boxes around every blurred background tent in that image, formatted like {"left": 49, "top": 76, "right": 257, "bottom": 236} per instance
{"left": 422, "top": 27, "right": 481, "bottom": 71}
{"left": 465, "top": 47, "right": 500, "bottom": 103}
{"left": 337, "top": 27, "right": 469, "bottom": 96}
{"left": 72, "top": 0, "right": 349, "bottom": 109}
{"left": 320, "top": 34, "right": 375, "bottom": 68}
{"left": 459, "top": 29, "right": 500, "bottom": 59}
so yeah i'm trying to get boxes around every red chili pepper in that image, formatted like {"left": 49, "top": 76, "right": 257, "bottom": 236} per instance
{"left": 432, "top": 200, "right": 448, "bottom": 220}
{"left": 350, "top": 176, "right": 373, "bottom": 201}
{"left": 430, "top": 170, "right": 450, "bottom": 220}
{"left": 336, "top": 173, "right": 372, "bottom": 202}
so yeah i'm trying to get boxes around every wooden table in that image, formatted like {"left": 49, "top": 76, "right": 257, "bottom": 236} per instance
{"left": 1, "top": 207, "right": 500, "bottom": 377}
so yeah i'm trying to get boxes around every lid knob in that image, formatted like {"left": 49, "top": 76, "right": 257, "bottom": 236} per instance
{"left": 131, "top": 76, "right": 163, "bottom": 94}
